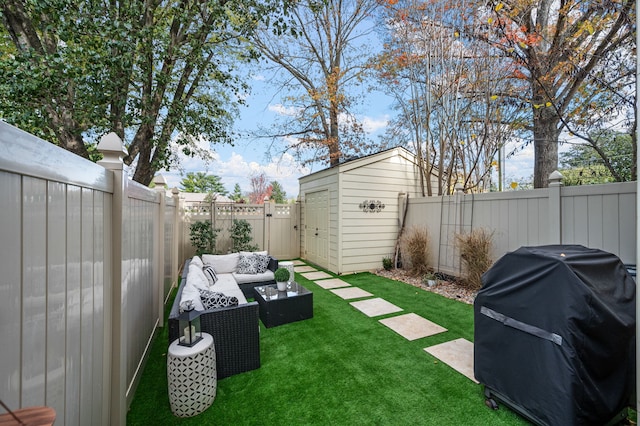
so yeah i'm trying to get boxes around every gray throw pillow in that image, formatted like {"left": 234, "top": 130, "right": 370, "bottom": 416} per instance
{"left": 255, "top": 254, "right": 270, "bottom": 273}
{"left": 237, "top": 253, "right": 259, "bottom": 274}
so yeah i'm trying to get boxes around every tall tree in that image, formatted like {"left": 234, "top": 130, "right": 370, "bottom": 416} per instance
{"left": 251, "top": 0, "right": 381, "bottom": 167}
{"left": 180, "top": 172, "right": 228, "bottom": 194}
{"left": 479, "top": 0, "right": 635, "bottom": 187}
{"left": 375, "top": 0, "right": 526, "bottom": 195}
{"left": 0, "top": 0, "right": 286, "bottom": 185}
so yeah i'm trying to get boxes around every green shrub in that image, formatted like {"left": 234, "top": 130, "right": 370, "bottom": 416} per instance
{"left": 455, "top": 228, "right": 494, "bottom": 290}
{"left": 382, "top": 256, "right": 393, "bottom": 271}
{"left": 230, "top": 219, "right": 259, "bottom": 252}
{"left": 274, "top": 267, "right": 290, "bottom": 282}
{"left": 189, "top": 221, "right": 219, "bottom": 256}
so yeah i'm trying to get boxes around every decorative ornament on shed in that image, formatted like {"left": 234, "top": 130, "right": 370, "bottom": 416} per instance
{"left": 359, "top": 200, "right": 385, "bottom": 213}
{"left": 178, "top": 301, "right": 203, "bottom": 347}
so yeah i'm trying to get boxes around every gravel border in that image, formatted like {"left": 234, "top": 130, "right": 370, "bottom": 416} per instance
{"left": 374, "top": 268, "right": 477, "bottom": 305}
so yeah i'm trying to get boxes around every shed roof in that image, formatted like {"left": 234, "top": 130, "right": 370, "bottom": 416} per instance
{"left": 299, "top": 146, "right": 418, "bottom": 181}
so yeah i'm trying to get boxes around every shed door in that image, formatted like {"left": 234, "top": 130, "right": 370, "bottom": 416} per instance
{"left": 305, "top": 190, "right": 328, "bottom": 268}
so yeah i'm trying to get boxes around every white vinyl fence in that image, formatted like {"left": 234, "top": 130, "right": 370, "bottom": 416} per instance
{"left": 0, "top": 123, "right": 178, "bottom": 426}
{"left": 179, "top": 200, "right": 300, "bottom": 261}
{"left": 405, "top": 174, "right": 636, "bottom": 277}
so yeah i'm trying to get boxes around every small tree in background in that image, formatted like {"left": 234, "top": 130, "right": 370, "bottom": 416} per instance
{"left": 230, "top": 219, "right": 259, "bottom": 252}
{"left": 400, "top": 226, "right": 431, "bottom": 277}
{"left": 180, "top": 172, "right": 228, "bottom": 195}
{"left": 248, "top": 172, "right": 272, "bottom": 204}
{"left": 190, "top": 221, "right": 219, "bottom": 256}
{"left": 455, "top": 228, "right": 494, "bottom": 290}
{"left": 231, "top": 183, "right": 244, "bottom": 202}
{"left": 270, "top": 181, "right": 287, "bottom": 203}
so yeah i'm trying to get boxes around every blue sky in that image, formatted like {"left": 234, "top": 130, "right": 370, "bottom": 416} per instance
{"left": 160, "top": 68, "right": 399, "bottom": 199}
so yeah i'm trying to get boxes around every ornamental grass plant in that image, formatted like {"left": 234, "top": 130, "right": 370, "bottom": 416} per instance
{"left": 400, "top": 226, "right": 432, "bottom": 277}
{"left": 455, "top": 228, "right": 494, "bottom": 291}
{"left": 127, "top": 267, "right": 530, "bottom": 426}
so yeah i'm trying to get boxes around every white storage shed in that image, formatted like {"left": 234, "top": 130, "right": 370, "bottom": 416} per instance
{"left": 298, "top": 147, "right": 434, "bottom": 274}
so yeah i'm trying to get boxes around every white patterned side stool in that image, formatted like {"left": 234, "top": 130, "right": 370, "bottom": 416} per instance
{"left": 167, "top": 332, "right": 216, "bottom": 417}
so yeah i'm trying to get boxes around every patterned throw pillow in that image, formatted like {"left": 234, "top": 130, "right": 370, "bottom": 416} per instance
{"left": 237, "top": 253, "right": 259, "bottom": 274}
{"left": 202, "top": 265, "right": 217, "bottom": 286}
{"left": 255, "top": 254, "right": 270, "bottom": 274}
{"left": 198, "top": 289, "right": 239, "bottom": 310}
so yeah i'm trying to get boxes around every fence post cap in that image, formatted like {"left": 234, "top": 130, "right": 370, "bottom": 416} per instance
{"left": 549, "top": 170, "right": 564, "bottom": 186}
{"left": 97, "top": 132, "right": 128, "bottom": 166}
{"left": 454, "top": 183, "right": 465, "bottom": 193}
{"left": 153, "top": 174, "right": 167, "bottom": 188}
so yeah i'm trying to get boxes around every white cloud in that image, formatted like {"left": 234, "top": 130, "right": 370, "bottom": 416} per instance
{"left": 160, "top": 147, "right": 306, "bottom": 198}
{"left": 360, "top": 114, "right": 389, "bottom": 133}
{"left": 268, "top": 103, "right": 301, "bottom": 116}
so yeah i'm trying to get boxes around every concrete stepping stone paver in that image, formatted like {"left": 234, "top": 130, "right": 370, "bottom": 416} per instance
{"left": 350, "top": 297, "right": 402, "bottom": 317}
{"left": 424, "top": 338, "right": 478, "bottom": 383}
{"left": 301, "top": 271, "right": 332, "bottom": 280}
{"left": 379, "top": 313, "right": 447, "bottom": 341}
{"left": 292, "top": 260, "right": 306, "bottom": 266}
{"left": 296, "top": 266, "right": 318, "bottom": 273}
{"left": 315, "top": 278, "right": 351, "bottom": 290}
{"left": 330, "top": 287, "right": 372, "bottom": 299}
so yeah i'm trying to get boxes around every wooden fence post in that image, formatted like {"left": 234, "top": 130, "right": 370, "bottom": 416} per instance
{"left": 97, "top": 133, "right": 127, "bottom": 426}
{"left": 548, "top": 171, "right": 564, "bottom": 244}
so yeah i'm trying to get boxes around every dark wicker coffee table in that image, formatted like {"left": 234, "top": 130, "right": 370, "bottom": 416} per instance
{"left": 254, "top": 282, "right": 313, "bottom": 327}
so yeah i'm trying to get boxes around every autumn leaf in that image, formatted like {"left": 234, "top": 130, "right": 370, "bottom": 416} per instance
{"left": 495, "top": 3, "right": 504, "bottom": 12}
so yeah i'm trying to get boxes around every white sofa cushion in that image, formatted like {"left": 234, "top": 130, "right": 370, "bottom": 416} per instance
{"left": 210, "top": 274, "right": 248, "bottom": 304}
{"left": 202, "top": 253, "right": 240, "bottom": 274}
{"left": 233, "top": 270, "right": 275, "bottom": 285}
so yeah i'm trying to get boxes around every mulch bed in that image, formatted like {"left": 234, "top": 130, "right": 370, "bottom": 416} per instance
{"left": 374, "top": 268, "right": 477, "bottom": 305}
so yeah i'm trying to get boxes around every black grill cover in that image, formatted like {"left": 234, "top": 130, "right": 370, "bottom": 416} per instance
{"left": 474, "top": 245, "right": 635, "bottom": 425}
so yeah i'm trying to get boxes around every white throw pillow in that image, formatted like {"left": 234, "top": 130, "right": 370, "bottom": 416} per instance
{"left": 202, "top": 253, "right": 240, "bottom": 274}
{"left": 180, "top": 280, "right": 205, "bottom": 311}
{"left": 188, "top": 263, "right": 210, "bottom": 291}
{"left": 202, "top": 265, "right": 218, "bottom": 286}
{"left": 190, "top": 255, "right": 204, "bottom": 269}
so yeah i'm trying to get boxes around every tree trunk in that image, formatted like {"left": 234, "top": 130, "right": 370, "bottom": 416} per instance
{"left": 532, "top": 87, "right": 562, "bottom": 188}
{"left": 532, "top": 119, "right": 561, "bottom": 188}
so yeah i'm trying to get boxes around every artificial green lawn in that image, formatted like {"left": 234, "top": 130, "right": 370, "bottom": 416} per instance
{"left": 127, "top": 268, "right": 530, "bottom": 425}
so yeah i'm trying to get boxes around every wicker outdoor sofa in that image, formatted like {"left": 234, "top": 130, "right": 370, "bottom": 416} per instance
{"left": 168, "top": 254, "right": 278, "bottom": 378}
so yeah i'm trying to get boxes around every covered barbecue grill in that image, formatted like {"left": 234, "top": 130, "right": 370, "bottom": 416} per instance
{"left": 474, "top": 245, "right": 635, "bottom": 425}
